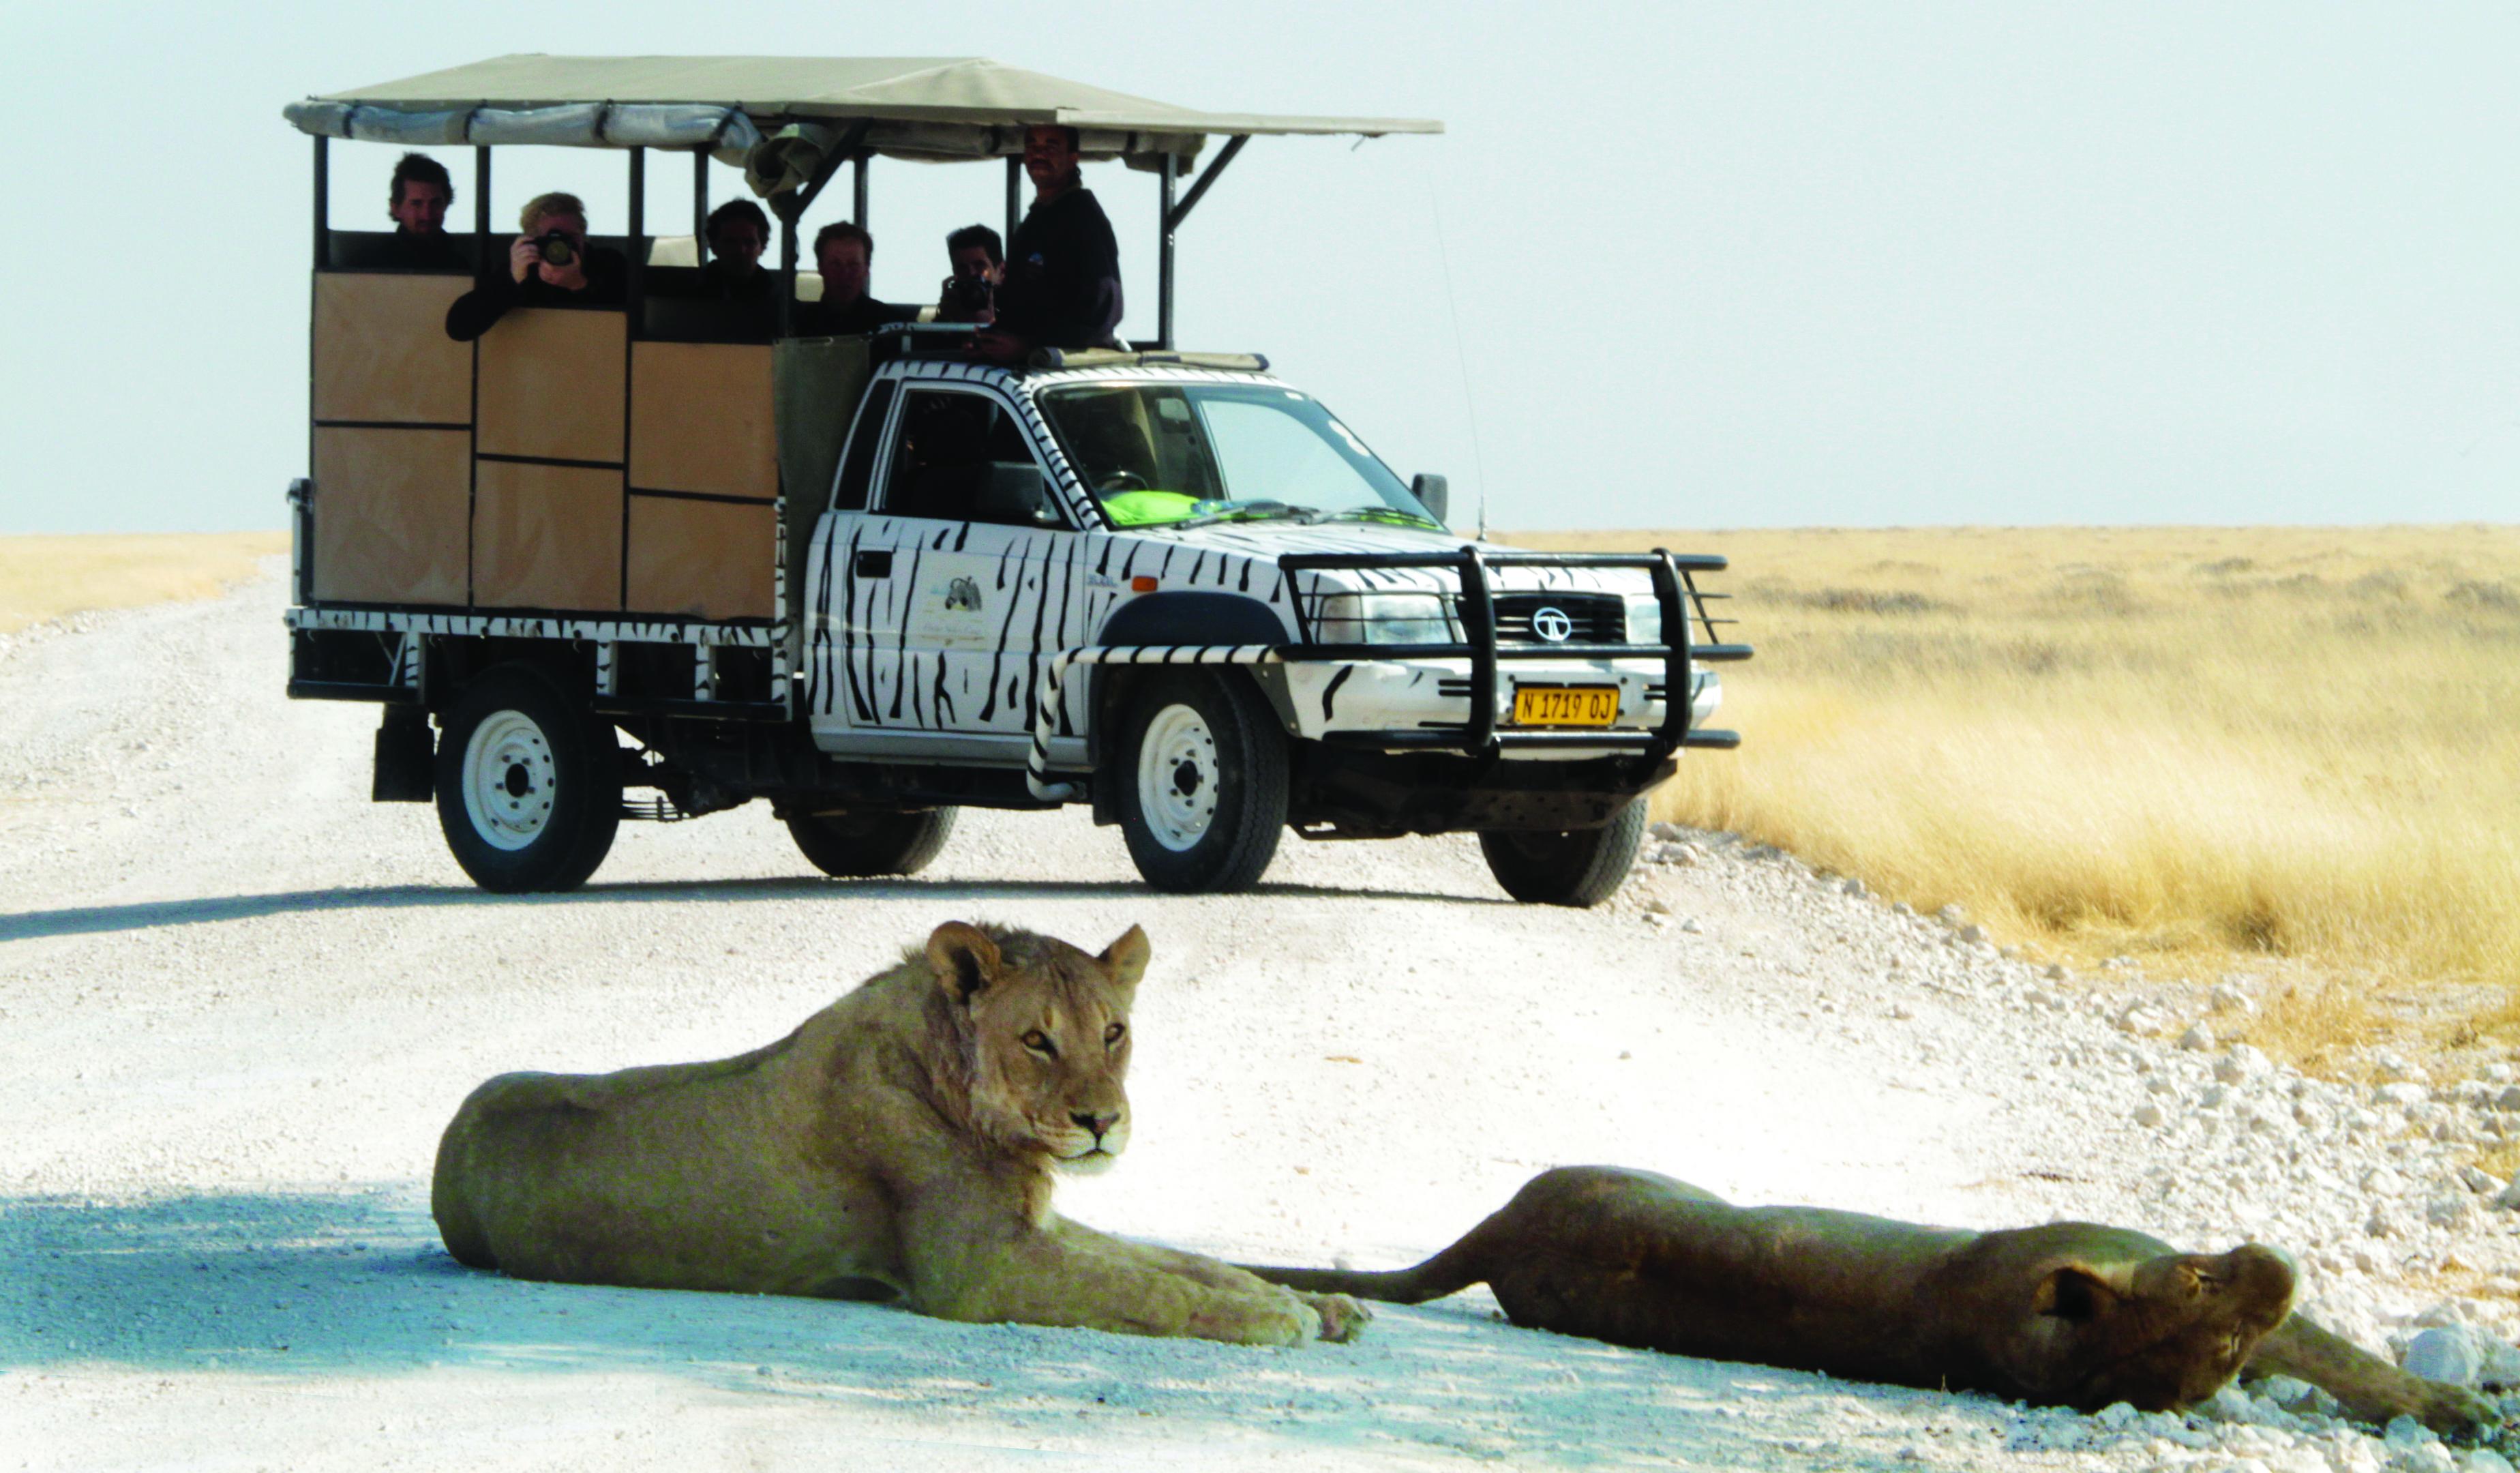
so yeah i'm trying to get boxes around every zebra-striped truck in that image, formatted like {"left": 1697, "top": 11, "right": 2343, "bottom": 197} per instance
{"left": 289, "top": 334, "right": 1749, "bottom": 903}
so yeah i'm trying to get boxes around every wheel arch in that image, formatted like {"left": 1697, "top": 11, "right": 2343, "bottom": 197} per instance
{"left": 1083, "top": 593, "right": 1298, "bottom": 792}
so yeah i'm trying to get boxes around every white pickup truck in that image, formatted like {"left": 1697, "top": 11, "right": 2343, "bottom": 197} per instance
{"left": 282, "top": 58, "right": 1749, "bottom": 904}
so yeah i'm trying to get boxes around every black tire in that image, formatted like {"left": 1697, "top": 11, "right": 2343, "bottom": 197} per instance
{"left": 1478, "top": 797, "right": 1647, "bottom": 908}
{"left": 1115, "top": 670, "right": 1288, "bottom": 893}
{"left": 785, "top": 807, "right": 957, "bottom": 878}
{"left": 434, "top": 664, "right": 622, "bottom": 893}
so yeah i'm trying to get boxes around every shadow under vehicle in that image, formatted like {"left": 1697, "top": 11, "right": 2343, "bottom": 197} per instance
{"left": 281, "top": 55, "right": 1751, "bottom": 904}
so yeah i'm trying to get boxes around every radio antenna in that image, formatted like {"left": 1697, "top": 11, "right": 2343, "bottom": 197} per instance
{"left": 1426, "top": 165, "right": 1489, "bottom": 541}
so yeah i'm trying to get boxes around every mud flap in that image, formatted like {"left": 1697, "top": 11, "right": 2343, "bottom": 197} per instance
{"left": 372, "top": 704, "right": 434, "bottom": 802}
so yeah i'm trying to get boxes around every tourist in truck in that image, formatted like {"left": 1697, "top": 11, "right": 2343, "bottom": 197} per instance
{"left": 380, "top": 153, "right": 464, "bottom": 271}
{"left": 793, "top": 222, "right": 915, "bottom": 336}
{"left": 444, "top": 191, "right": 627, "bottom": 341}
{"left": 700, "top": 198, "right": 775, "bottom": 301}
{"left": 979, "top": 124, "right": 1122, "bottom": 359}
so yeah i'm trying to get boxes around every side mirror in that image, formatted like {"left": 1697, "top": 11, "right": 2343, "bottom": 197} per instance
{"left": 1411, "top": 473, "right": 1450, "bottom": 526}
{"left": 976, "top": 462, "right": 1062, "bottom": 527}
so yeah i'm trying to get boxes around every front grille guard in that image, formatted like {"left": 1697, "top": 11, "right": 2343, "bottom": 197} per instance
{"left": 1277, "top": 548, "right": 1753, "bottom": 762}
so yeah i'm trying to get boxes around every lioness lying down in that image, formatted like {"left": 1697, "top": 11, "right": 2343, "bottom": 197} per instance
{"left": 1248, "top": 1166, "right": 2495, "bottom": 1435}
{"left": 434, "top": 921, "right": 1366, "bottom": 1346}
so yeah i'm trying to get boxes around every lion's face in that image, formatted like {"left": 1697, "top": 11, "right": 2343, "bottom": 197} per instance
{"left": 927, "top": 921, "right": 1150, "bottom": 1174}
{"left": 2011, "top": 1237, "right": 2297, "bottom": 1412}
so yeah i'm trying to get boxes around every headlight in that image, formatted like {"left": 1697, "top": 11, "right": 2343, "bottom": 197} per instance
{"left": 1316, "top": 593, "right": 1456, "bottom": 646}
{"left": 1623, "top": 593, "right": 1664, "bottom": 646}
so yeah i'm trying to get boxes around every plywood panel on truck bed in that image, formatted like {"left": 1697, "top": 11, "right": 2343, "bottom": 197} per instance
{"left": 471, "top": 460, "right": 622, "bottom": 612}
{"left": 477, "top": 310, "right": 627, "bottom": 464}
{"left": 310, "top": 428, "right": 470, "bottom": 606}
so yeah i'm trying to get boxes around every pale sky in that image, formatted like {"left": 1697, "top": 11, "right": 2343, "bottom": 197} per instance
{"left": 1, "top": 1, "right": 2514, "bottom": 533}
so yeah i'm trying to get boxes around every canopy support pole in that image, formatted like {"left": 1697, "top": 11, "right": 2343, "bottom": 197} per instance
{"left": 1166, "top": 134, "right": 1248, "bottom": 232}
{"left": 1156, "top": 155, "right": 1175, "bottom": 351}
{"left": 473, "top": 147, "right": 491, "bottom": 273}
{"left": 1006, "top": 156, "right": 1022, "bottom": 245}
{"left": 771, "top": 119, "right": 872, "bottom": 338}
{"left": 310, "top": 135, "right": 327, "bottom": 270}
{"left": 853, "top": 155, "right": 868, "bottom": 229}
{"left": 692, "top": 147, "right": 708, "bottom": 265}
{"left": 1156, "top": 135, "right": 1248, "bottom": 352}
{"left": 627, "top": 147, "right": 646, "bottom": 311}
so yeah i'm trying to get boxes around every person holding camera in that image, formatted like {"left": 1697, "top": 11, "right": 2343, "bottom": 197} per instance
{"left": 978, "top": 125, "right": 1122, "bottom": 362}
{"left": 934, "top": 224, "right": 1004, "bottom": 325}
{"left": 445, "top": 192, "right": 627, "bottom": 342}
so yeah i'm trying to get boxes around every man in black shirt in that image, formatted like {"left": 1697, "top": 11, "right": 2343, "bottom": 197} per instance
{"left": 444, "top": 192, "right": 627, "bottom": 341}
{"left": 379, "top": 152, "right": 466, "bottom": 272}
{"left": 980, "top": 125, "right": 1123, "bottom": 361}
{"left": 792, "top": 222, "right": 916, "bottom": 336}
{"left": 699, "top": 198, "right": 774, "bottom": 301}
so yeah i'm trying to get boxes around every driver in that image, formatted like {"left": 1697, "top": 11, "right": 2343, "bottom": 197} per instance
{"left": 445, "top": 192, "right": 627, "bottom": 341}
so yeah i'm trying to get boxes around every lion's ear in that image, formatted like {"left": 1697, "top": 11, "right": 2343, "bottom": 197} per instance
{"left": 1098, "top": 924, "right": 1150, "bottom": 989}
{"left": 926, "top": 922, "right": 1001, "bottom": 1006}
{"left": 2034, "top": 1264, "right": 2120, "bottom": 1322}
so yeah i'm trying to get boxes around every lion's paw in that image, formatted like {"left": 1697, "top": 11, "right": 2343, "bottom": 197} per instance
{"left": 2420, "top": 1382, "right": 2501, "bottom": 1444}
{"left": 1302, "top": 1292, "right": 1373, "bottom": 1345}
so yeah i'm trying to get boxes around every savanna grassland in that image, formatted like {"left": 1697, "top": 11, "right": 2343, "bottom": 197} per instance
{"left": 0, "top": 532, "right": 287, "bottom": 635}
{"left": 1512, "top": 526, "right": 2520, "bottom": 1065}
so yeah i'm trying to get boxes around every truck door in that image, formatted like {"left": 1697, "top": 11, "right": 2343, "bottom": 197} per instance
{"left": 813, "top": 383, "right": 1081, "bottom": 750}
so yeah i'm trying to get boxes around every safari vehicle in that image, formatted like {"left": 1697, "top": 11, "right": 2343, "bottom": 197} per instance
{"left": 282, "top": 56, "right": 1750, "bottom": 904}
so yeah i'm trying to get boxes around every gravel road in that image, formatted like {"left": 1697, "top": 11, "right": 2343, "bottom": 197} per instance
{"left": 4, "top": 570, "right": 2517, "bottom": 1472}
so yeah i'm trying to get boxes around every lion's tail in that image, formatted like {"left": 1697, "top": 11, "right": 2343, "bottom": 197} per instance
{"left": 1242, "top": 1222, "right": 1497, "bottom": 1305}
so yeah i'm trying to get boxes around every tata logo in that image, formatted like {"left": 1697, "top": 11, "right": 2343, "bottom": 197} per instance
{"left": 1531, "top": 606, "right": 1574, "bottom": 643}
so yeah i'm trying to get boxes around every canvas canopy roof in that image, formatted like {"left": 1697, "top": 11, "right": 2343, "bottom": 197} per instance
{"left": 285, "top": 55, "right": 1441, "bottom": 181}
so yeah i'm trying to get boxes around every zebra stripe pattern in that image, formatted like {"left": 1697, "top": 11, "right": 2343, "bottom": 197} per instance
{"left": 1023, "top": 644, "right": 1286, "bottom": 801}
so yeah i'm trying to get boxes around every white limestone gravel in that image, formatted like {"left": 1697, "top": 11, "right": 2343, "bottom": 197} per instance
{"left": 3, "top": 569, "right": 2516, "bottom": 1472}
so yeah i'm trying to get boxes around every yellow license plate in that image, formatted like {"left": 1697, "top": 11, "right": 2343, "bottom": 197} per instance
{"left": 1512, "top": 685, "right": 1620, "bottom": 727}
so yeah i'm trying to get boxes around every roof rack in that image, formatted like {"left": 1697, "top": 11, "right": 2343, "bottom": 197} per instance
{"left": 863, "top": 324, "right": 1268, "bottom": 374}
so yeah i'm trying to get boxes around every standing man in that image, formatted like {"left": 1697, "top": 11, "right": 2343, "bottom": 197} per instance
{"left": 382, "top": 152, "right": 465, "bottom": 271}
{"left": 980, "top": 125, "right": 1122, "bottom": 361}
{"left": 443, "top": 192, "right": 627, "bottom": 341}
{"left": 934, "top": 224, "right": 1004, "bottom": 324}
{"left": 794, "top": 222, "right": 915, "bottom": 336}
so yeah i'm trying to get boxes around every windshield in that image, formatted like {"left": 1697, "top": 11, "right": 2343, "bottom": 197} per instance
{"left": 1035, "top": 382, "right": 1437, "bottom": 531}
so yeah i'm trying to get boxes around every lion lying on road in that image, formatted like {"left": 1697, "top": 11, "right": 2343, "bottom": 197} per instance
{"left": 1248, "top": 1165, "right": 2493, "bottom": 1435}
{"left": 433, "top": 920, "right": 1366, "bottom": 1347}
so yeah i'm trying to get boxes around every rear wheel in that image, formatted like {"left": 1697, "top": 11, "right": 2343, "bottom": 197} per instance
{"left": 1478, "top": 797, "right": 1647, "bottom": 907}
{"left": 1115, "top": 671, "right": 1287, "bottom": 893}
{"left": 434, "top": 665, "right": 621, "bottom": 893}
{"left": 785, "top": 807, "right": 957, "bottom": 878}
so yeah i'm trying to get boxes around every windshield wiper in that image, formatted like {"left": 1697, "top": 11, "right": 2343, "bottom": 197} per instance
{"left": 1310, "top": 507, "right": 1443, "bottom": 530}
{"left": 1164, "top": 501, "right": 1325, "bottom": 531}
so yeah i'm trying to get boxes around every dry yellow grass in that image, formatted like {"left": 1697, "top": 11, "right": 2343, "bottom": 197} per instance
{"left": 1512, "top": 526, "right": 2520, "bottom": 1045}
{"left": 0, "top": 533, "right": 288, "bottom": 635}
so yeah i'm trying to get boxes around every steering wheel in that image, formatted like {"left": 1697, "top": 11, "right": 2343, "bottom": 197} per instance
{"left": 1098, "top": 470, "right": 1150, "bottom": 492}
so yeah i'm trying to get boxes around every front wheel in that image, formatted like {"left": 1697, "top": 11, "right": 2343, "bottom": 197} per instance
{"left": 434, "top": 665, "right": 622, "bottom": 893}
{"left": 785, "top": 807, "right": 957, "bottom": 878}
{"left": 1478, "top": 798, "right": 1647, "bottom": 907}
{"left": 1115, "top": 671, "right": 1288, "bottom": 893}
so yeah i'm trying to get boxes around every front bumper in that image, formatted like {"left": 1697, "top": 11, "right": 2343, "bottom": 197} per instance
{"left": 1274, "top": 548, "right": 1752, "bottom": 763}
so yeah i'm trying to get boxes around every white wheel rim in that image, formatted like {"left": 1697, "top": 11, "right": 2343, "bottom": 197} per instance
{"left": 461, "top": 709, "right": 558, "bottom": 852}
{"left": 1137, "top": 703, "right": 1220, "bottom": 852}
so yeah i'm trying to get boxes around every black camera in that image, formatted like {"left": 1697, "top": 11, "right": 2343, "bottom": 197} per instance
{"left": 940, "top": 272, "right": 994, "bottom": 321}
{"left": 532, "top": 230, "right": 579, "bottom": 268}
